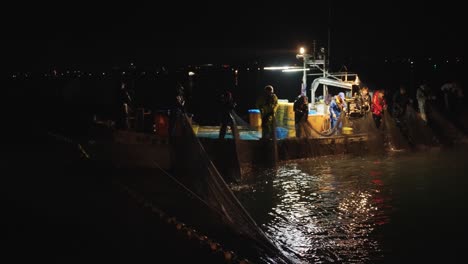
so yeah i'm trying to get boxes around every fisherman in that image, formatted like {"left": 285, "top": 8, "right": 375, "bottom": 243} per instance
{"left": 293, "top": 95, "right": 309, "bottom": 137}
{"left": 256, "top": 85, "right": 278, "bottom": 139}
{"left": 392, "top": 85, "right": 412, "bottom": 139}
{"left": 117, "top": 81, "right": 133, "bottom": 129}
{"left": 416, "top": 82, "right": 435, "bottom": 124}
{"left": 371, "top": 89, "right": 387, "bottom": 129}
{"left": 218, "top": 90, "right": 237, "bottom": 139}
{"left": 329, "top": 92, "right": 346, "bottom": 131}
{"left": 441, "top": 80, "right": 463, "bottom": 120}
{"left": 168, "top": 82, "right": 186, "bottom": 139}
{"left": 392, "top": 85, "right": 412, "bottom": 118}
{"left": 167, "top": 81, "right": 187, "bottom": 174}
{"left": 357, "top": 86, "right": 372, "bottom": 114}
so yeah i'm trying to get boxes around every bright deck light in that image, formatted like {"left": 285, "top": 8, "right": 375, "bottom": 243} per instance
{"left": 282, "top": 68, "right": 310, "bottom": 72}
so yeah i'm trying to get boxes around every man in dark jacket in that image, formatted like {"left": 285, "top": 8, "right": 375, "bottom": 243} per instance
{"left": 293, "top": 95, "right": 309, "bottom": 137}
{"left": 219, "top": 90, "right": 237, "bottom": 139}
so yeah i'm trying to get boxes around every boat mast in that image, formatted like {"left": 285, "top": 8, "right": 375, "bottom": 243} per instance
{"left": 327, "top": 0, "right": 331, "bottom": 69}
{"left": 324, "top": 0, "right": 332, "bottom": 105}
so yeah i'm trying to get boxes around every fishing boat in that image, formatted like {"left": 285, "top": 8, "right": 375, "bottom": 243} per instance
{"left": 85, "top": 47, "right": 384, "bottom": 183}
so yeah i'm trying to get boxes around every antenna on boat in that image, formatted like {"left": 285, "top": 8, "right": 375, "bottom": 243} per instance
{"left": 328, "top": 0, "right": 332, "bottom": 70}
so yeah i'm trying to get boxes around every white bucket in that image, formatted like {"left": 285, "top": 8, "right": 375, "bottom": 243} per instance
{"left": 316, "top": 103, "right": 325, "bottom": 115}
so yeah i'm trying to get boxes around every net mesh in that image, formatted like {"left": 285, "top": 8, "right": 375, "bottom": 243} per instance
{"left": 403, "top": 105, "right": 438, "bottom": 147}
{"left": 171, "top": 113, "right": 295, "bottom": 263}
{"left": 382, "top": 111, "right": 410, "bottom": 150}
{"left": 426, "top": 103, "right": 467, "bottom": 145}
{"left": 231, "top": 105, "right": 388, "bottom": 162}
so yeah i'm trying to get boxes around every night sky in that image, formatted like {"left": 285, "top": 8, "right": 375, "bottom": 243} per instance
{"left": 4, "top": 1, "right": 466, "bottom": 71}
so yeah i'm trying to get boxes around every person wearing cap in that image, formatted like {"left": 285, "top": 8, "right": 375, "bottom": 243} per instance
{"left": 256, "top": 85, "right": 278, "bottom": 139}
{"left": 329, "top": 92, "right": 346, "bottom": 131}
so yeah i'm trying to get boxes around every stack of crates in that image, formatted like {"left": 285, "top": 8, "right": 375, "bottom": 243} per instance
{"left": 285, "top": 102, "right": 295, "bottom": 138}
{"left": 275, "top": 99, "right": 288, "bottom": 127}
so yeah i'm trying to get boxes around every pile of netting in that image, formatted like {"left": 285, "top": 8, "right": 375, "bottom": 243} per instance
{"left": 170, "top": 113, "right": 296, "bottom": 264}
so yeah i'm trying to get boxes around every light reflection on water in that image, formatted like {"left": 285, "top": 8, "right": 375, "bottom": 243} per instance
{"left": 233, "top": 149, "right": 468, "bottom": 263}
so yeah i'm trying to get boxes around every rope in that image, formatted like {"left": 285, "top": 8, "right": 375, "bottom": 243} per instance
{"left": 47, "top": 130, "right": 249, "bottom": 262}
{"left": 46, "top": 131, "right": 91, "bottom": 159}
{"left": 113, "top": 180, "right": 249, "bottom": 263}
{"left": 302, "top": 114, "right": 345, "bottom": 137}
{"left": 153, "top": 161, "right": 227, "bottom": 219}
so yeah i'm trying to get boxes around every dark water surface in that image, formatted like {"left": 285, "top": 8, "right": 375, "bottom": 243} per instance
{"left": 234, "top": 148, "right": 468, "bottom": 263}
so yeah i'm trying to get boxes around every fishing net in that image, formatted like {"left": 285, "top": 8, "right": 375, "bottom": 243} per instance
{"left": 229, "top": 110, "right": 279, "bottom": 170}
{"left": 426, "top": 103, "right": 467, "bottom": 145}
{"left": 456, "top": 109, "right": 468, "bottom": 134}
{"left": 403, "top": 105, "right": 438, "bottom": 147}
{"left": 382, "top": 110, "right": 410, "bottom": 150}
{"left": 346, "top": 113, "right": 385, "bottom": 153}
{"left": 347, "top": 113, "right": 379, "bottom": 135}
{"left": 298, "top": 114, "right": 343, "bottom": 137}
{"left": 291, "top": 111, "right": 386, "bottom": 156}
{"left": 214, "top": 99, "right": 391, "bottom": 175}
{"left": 171, "top": 113, "right": 295, "bottom": 263}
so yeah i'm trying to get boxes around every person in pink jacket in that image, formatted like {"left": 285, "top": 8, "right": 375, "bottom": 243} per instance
{"left": 372, "top": 90, "right": 387, "bottom": 128}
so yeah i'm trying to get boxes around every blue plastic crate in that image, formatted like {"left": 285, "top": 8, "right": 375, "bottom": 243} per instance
{"left": 276, "top": 127, "right": 288, "bottom": 139}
